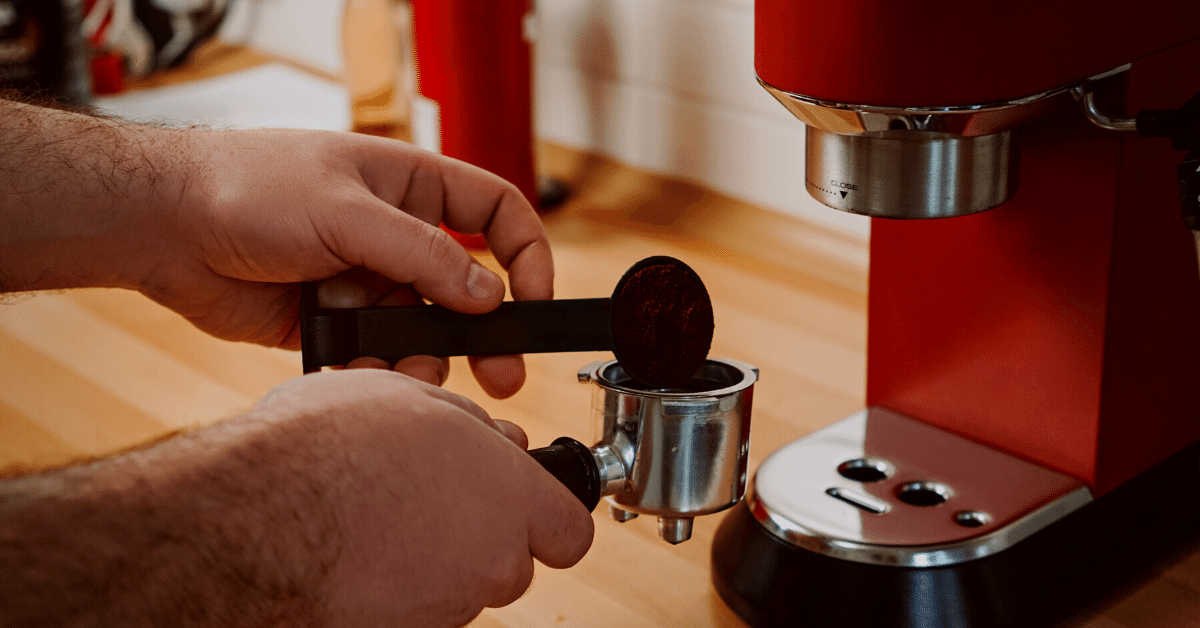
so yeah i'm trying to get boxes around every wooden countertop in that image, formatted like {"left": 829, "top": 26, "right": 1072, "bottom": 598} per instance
{"left": 2, "top": 45, "right": 1199, "bottom": 628}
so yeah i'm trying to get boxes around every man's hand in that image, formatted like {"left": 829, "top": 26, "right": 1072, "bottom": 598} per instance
{"left": 155, "top": 128, "right": 553, "bottom": 398}
{"left": 0, "top": 99, "right": 552, "bottom": 398}
{"left": 262, "top": 370, "right": 592, "bottom": 627}
{"left": 0, "top": 369, "right": 594, "bottom": 628}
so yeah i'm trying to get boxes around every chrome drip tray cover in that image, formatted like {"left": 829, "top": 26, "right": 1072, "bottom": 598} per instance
{"left": 750, "top": 407, "right": 1093, "bottom": 567}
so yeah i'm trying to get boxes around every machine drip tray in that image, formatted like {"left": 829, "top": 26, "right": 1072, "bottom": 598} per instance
{"left": 712, "top": 408, "right": 1200, "bottom": 627}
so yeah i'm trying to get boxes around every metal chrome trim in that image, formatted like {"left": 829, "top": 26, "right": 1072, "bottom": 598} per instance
{"left": 763, "top": 64, "right": 1133, "bottom": 218}
{"left": 750, "top": 486, "right": 1093, "bottom": 567}
{"left": 591, "top": 443, "right": 629, "bottom": 497}
{"left": 587, "top": 358, "right": 759, "bottom": 399}
{"left": 748, "top": 408, "right": 1095, "bottom": 568}
{"left": 825, "top": 487, "right": 891, "bottom": 515}
{"left": 1072, "top": 86, "right": 1138, "bottom": 132}
{"left": 760, "top": 64, "right": 1131, "bottom": 136}
{"left": 804, "top": 126, "right": 1018, "bottom": 218}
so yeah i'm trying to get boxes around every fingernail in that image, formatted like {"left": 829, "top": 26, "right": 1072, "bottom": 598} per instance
{"left": 467, "top": 263, "right": 501, "bottom": 300}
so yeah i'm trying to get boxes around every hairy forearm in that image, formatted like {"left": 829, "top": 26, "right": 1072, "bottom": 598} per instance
{"left": 0, "top": 96, "right": 195, "bottom": 293}
{"left": 0, "top": 412, "right": 339, "bottom": 628}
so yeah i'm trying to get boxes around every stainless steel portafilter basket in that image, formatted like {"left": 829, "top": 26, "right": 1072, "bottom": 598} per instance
{"left": 530, "top": 358, "right": 758, "bottom": 544}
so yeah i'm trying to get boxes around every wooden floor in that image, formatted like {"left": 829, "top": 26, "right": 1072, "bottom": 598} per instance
{"left": 3, "top": 47, "right": 1200, "bottom": 627}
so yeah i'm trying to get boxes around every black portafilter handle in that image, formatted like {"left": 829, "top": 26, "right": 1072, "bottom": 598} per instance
{"left": 527, "top": 437, "right": 602, "bottom": 512}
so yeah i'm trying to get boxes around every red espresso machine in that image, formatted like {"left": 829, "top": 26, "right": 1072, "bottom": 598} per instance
{"left": 711, "top": 2, "right": 1200, "bottom": 626}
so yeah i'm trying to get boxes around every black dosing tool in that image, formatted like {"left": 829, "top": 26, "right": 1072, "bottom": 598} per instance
{"left": 299, "top": 256, "right": 715, "bottom": 389}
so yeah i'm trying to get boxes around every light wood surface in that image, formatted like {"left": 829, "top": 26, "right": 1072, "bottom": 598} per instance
{"left": 2, "top": 46, "right": 1199, "bottom": 628}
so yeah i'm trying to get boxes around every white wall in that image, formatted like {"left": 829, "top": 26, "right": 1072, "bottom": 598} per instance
{"left": 220, "top": 0, "right": 870, "bottom": 240}
{"left": 219, "top": 0, "right": 347, "bottom": 75}
{"left": 533, "top": 0, "right": 868, "bottom": 240}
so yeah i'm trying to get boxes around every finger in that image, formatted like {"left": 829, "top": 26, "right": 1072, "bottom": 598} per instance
{"left": 357, "top": 369, "right": 513, "bottom": 440}
{"left": 374, "top": 283, "right": 423, "bottom": 307}
{"left": 436, "top": 167, "right": 553, "bottom": 302}
{"left": 428, "top": 394, "right": 532, "bottom": 455}
{"left": 427, "top": 387, "right": 499, "bottom": 432}
{"left": 485, "top": 555, "right": 535, "bottom": 609}
{"left": 468, "top": 355, "right": 527, "bottom": 400}
{"left": 526, "top": 470, "right": 595, "bottom": 570}
{"left": 316, "top": 267, "right": 400, "bottom": 308}
{"left": 392, "top": 355, "right": 450, "bottom": 387}
{"left": 323, "top": 200, "right": 506, "bottom": 314}
{"left": 357, "top": 146, "right": 552, "bottom": 302}
{"left": 492, "top": 420, "right": 528, "bottom": 449}
{"left": 345, "top": 356, "right": 391, "bottom": 370}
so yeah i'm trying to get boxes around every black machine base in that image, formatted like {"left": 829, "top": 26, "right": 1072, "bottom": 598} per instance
{"left": 711, "top": 439, "right": 1200, "bottom": 628}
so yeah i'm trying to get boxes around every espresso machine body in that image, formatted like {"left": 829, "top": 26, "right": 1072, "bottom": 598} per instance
{"left": 713, "top": 2, "right": 1200, "bottom": 625}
